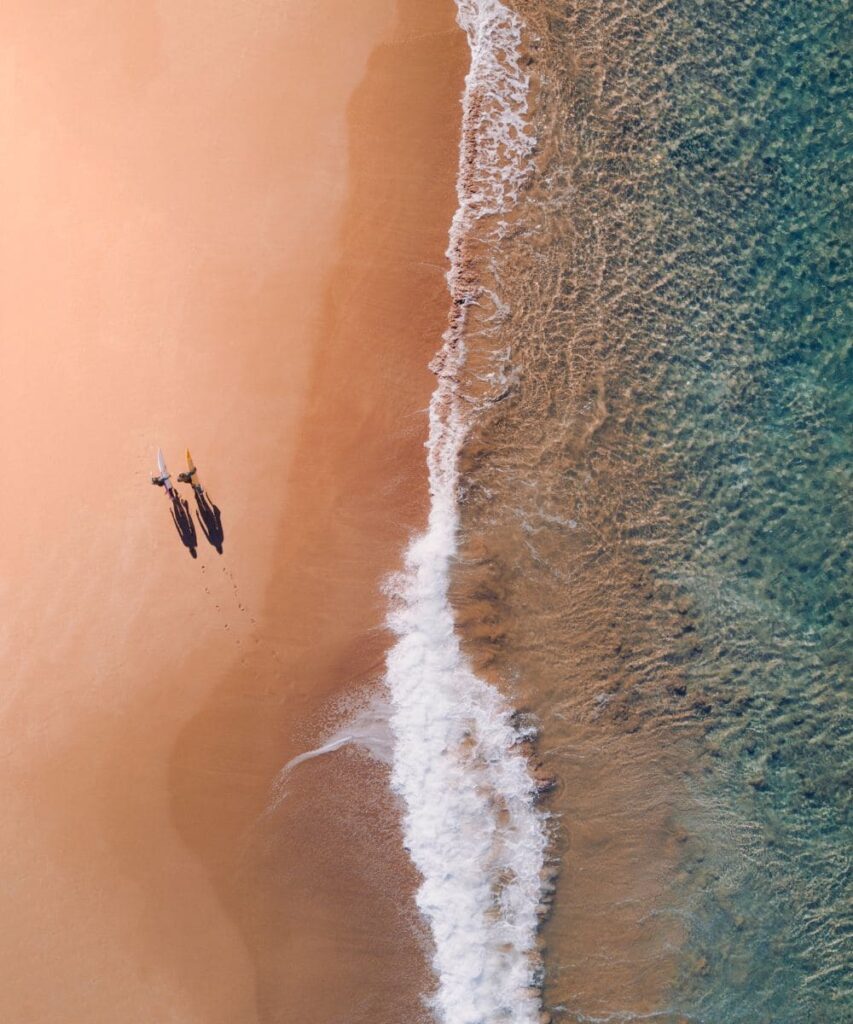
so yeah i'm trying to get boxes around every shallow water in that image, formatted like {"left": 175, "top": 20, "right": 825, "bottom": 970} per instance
{"left": 383, "top": 5, "right": 550, "bottom": 1021}
{"left": 448, "top": 0, "right": 851, "bottom": 1019}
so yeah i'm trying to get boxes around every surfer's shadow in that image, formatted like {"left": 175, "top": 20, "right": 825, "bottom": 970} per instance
{"left": 192, "top": 492, "right": 225, "bottom": 555}
{"left": 170, "top": 496, "right": 199, "bottom": 559}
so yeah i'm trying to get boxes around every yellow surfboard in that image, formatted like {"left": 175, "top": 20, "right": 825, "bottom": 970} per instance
{"left": 185, "top": 448, "right": 201, "bottom": 489}
{"left": 184, "top": 448, "right": 206, "bottom": 495}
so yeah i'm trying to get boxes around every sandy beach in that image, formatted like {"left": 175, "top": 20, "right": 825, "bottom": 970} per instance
{"left": 0, "top": 2, "right": 464, "bottom": 1021}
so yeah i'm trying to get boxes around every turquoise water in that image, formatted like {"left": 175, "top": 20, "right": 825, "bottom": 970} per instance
{"left": 645, "top": 1, "right": 851, "bottom": 1018}
{"left": 454, "top": 0, "right": 851, "bottom": 1018}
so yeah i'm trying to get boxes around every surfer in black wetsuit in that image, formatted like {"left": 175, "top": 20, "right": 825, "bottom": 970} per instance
{"left": 177, "top": 468, "right": 203, "bottom": 494}
{"left": 151, "top": 473, "right": 180, "bottom": 502}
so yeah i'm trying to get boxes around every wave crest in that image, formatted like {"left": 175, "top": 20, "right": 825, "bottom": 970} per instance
{"left": 384, "top": 3, "right": 548, "bottom": 1022}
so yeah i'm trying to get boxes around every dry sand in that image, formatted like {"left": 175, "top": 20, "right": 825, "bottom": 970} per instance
{"left": 0, "top": 1, "right": 465, "bottom": 1021}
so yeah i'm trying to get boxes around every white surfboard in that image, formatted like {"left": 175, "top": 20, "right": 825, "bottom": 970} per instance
{"left": 156, "top": 448, "right": 173, "bottom": 490}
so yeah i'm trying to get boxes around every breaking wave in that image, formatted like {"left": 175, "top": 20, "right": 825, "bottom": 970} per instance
{"left": 384, "top": 3, "right": 548, "bottom": 1022}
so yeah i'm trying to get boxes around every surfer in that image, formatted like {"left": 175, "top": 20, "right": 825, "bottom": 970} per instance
{"left": 151, "top": 472, "right": 175, "bottom": 493}
{"left": 177, "top": 448, "right": 204, "bottom": 494}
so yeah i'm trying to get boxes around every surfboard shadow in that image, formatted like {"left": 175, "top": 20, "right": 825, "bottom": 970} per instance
{"left": 170, "top": 495, "right": 198, "bottom": 558}
{"left": 194, "top": 491, "right": 224, "bottom": 554}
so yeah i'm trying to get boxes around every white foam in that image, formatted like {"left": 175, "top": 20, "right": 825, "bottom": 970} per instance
{"left": 268, "top": 693, "right": 394, "bottom": 810}
{"left": 384, "top": 3, "right": 547, "bottom": 1022}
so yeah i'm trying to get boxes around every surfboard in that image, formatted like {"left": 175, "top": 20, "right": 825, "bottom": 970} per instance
{"left": 156, "top": 448, "right": 174, "bottom": 493}
{"left": 185, "top": 448, "right": 200, "bottom": 486}
{"left": 185, "top": 448, "right": 204, "bottom": 492}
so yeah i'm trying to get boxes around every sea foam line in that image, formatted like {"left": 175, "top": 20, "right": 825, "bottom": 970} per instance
{"left": 384, "top": 3, "right": 547, "bottom": 1023}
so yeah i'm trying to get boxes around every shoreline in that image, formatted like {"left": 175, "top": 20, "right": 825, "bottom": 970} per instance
{"left": 383, "top": 2, "right": 551, "bottom": 1021}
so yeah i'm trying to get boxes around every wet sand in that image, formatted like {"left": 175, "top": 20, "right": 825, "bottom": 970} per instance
{"left": 0, "top": 2, "right": 465, "bottom": 1021}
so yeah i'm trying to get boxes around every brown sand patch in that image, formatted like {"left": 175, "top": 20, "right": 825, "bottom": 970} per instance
{"left": 167, "top": 3, "right": 467, "bottom": 1022}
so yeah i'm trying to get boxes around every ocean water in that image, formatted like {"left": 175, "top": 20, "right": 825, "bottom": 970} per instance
{"left": 426, "top": 0, "right": 850, "bottom": 1021}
